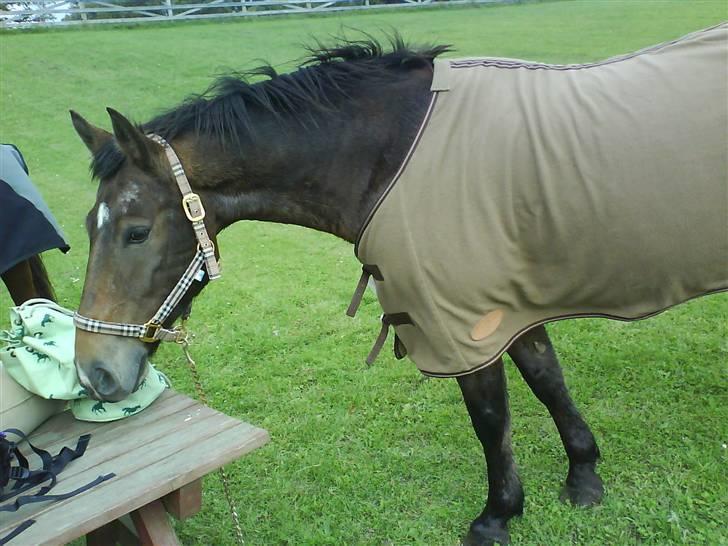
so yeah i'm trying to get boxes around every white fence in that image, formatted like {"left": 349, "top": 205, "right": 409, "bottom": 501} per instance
{"left": 0, "top": 0, "right": 514, "bottom": 27}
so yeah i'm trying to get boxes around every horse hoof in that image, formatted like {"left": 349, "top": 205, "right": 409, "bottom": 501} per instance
{"left": 462, "top": 519, "right": 510, "bottom": 546}
{"left": 560, "top": 464, "right": 604, "bottom": 507}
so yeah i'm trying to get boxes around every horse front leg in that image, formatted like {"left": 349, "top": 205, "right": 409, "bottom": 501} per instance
{"left": 507, "top": 325, "right": 604, "bottom": 506}
{"left": 457, "top": 358, "right": 524, "bottom": 546}
{"left": 1, "top": 259, "right": 35, "bottom": 305}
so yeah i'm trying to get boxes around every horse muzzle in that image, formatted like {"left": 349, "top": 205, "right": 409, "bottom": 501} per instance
{"left": 75, "top": 332, "right": 148, "bottom": 402}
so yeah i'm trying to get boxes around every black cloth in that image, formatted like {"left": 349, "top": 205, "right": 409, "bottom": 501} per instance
{"left": 0, "top": 144, "right": 70, "bottom": 274}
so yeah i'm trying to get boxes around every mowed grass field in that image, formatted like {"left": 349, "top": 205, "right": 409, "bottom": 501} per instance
{"left": 1, "top": 1, "right": 727, "bottom": 544}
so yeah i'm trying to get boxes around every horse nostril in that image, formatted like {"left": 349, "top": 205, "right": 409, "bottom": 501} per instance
{"left": 90, "top": 361, "right": 120, "bottom": 398}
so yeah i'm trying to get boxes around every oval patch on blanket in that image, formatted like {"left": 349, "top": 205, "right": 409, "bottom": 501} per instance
{"left": 470, "top": 310, "right": 504, "bottom": 341}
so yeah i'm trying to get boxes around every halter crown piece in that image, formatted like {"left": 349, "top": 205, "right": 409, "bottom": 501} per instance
{"left": 73, "top": 134, "right": 222, "bottom": 343}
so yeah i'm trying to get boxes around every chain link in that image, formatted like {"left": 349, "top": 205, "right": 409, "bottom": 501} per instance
{"left": 178, "top": 320, "right": 246, "bottom": 546}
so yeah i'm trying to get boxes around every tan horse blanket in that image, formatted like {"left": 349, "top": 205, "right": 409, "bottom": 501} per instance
{"left": 353, "top": 23, "right": 728, "bottom": 377}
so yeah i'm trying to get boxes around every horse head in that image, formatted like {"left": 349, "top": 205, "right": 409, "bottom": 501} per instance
{"left": 70, "top": 109, "right": 213, "bottom": 401}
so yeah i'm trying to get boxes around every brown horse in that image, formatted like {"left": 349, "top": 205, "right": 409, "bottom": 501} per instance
{"left": 69, "top": 30, "right": 726, "bottom": 545}
{"left": 1, "top": 255, "right": 56, "bottom": 306}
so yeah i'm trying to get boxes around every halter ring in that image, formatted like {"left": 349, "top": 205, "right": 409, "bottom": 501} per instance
{"left": 140, "top": 321, "right": 163, "bottom": 343}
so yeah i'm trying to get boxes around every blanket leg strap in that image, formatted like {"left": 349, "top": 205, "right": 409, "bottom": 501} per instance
{"left": 346, "top": 265, "right": 383, "bottom": 317}
{"left": 366, "top": 312, "right": 412, "bottom": 366}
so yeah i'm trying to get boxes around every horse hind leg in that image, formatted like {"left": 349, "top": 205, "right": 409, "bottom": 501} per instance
{"left": 457, "top": 358, "right": 524, "bottom": 546}
{"left": 507, "top": 325, "right": 604, "bottom": 506}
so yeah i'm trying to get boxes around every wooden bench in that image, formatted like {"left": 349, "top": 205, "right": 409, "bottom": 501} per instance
{"left": 0, "top": 390, "right": 269, "bottom": 545}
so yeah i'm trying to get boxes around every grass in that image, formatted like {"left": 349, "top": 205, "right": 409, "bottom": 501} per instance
{"left": 1, "top": 1, "right": 727, "bottom": 544}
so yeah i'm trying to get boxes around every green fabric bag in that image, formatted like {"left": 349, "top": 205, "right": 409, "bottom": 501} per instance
{"left": 0, "top": 298, "right": 169, "bottom": 422}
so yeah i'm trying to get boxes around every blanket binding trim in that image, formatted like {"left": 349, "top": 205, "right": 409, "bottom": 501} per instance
{"left": 448, "top": 21, "right": 728, "bottom": 73}
{"left": 418, "top": 286, "right": 728, "bottom": 378}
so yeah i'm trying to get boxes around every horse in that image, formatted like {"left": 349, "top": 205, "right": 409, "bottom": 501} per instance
{"left": 1, "top": 255, "right": 56, "bottom": 305}
{"left": 68, "top": 27, "right": 727, "bottom": 545}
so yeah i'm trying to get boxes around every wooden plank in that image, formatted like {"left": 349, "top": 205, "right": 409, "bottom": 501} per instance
{"left": 3, "top": 419, "right": 267, "bottom": 543}
{"left": 131, "top": 500, "right": 179, "bottom": 546}
{"left": 27, "top": 390, "right": 196, "bottom": 453}
{"left": 1, "top": 402, "right": 234, "bottom": 532}
{"left": 27, "top": 398, "right": 219, "bottom": 484}
{"left": 163, "top": 479, "right": 202, "bottom": 520}
{"left": 0, "top": 390, "right": 269, "bottom": 545}
{"left": 41, "top": 422, "right": 268, "bottom": 545}
{"left": 13, "top": 393, "right": 201, "bottom": 484}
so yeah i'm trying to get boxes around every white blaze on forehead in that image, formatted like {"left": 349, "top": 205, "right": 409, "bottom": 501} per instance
{"left": 97, "top": 202, "right": 110, "bottom": 230}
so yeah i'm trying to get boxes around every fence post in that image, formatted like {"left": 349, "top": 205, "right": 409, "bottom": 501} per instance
{"left": 78, "top": 0, "right": 88, "bottom": 20}
{"left": 164, "top": 0, "right": 173, "bottom": 18}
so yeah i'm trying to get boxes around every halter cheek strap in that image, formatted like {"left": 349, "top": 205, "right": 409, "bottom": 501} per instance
{"left": 147, "top": 133, "right": 220, "bottom": 281}
{"left": 73, "top": 133, "right": 221, "bottom": 343}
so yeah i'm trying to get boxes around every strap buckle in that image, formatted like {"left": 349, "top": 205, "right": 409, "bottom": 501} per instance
{"left": 140, "top": 321, "right": 162, "bottom": 343}
{"left": 182, "top": 193, "right": 206, "bottom": 222}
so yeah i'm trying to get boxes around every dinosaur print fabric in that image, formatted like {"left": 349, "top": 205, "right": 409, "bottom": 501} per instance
{"left": 0, "top": 299, "right": 168, "bottom": 422}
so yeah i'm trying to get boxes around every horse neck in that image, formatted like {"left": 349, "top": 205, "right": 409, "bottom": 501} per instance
{"left": 177, "top": 70, "right": 434, "bottom": 243}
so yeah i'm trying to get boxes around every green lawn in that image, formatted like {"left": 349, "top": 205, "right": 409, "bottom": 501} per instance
{"left": 1, "top": 1, "right": 727, "bottom": 544}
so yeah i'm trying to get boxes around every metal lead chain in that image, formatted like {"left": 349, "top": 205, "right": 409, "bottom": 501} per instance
{"left": 179, "top": 321, "right": 246, "bottom": 546}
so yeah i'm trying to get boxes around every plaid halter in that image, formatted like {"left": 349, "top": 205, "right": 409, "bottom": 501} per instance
{"left": 73, "top": 133, "right": 222, "bottom": 343}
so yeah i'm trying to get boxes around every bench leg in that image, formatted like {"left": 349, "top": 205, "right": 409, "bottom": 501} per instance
{"left": 86, "top": 516, "right": 138, "bottom": 546}
{"left": 131, "top": 500, "right": 180, "bottom": 546}
{"left": 86, "top": 521, "right": 119, "bottom": 546}
{"left": 163, "top": 478, "right": 202, "bottom": 520}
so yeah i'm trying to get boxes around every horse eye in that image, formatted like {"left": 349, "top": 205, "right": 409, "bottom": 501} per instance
{"left": 127, "top": 227, "right": 150, "bottom": 244}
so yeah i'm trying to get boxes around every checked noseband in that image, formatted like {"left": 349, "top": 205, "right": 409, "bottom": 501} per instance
{"left": 73, "top": 134, "right": 221, "bottom": 344}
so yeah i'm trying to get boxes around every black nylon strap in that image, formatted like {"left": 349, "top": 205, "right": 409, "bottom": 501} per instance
{"left": 0, "top": 430, "right": 104, "bottom": 512}
{"left": 0, "top": 473, "right": 115, "bottom": 513}
{"left": 1, "top": 430, "right": 90, "bottom": 501}
{"left": 0, "top": 519, "right": 35, "bottom": 546}
{"left": 0, "top": 469, "right": 53, "bottom": 502}
{"left": 50, "top": 434, "right": 90, "bottom": 475}
{"left": 0, "top": 430, "right": 113, "bottom": 544}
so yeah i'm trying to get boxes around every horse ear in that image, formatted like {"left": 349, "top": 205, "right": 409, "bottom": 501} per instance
{"left": 70, "top": 110, "right": 112, "bottom": 155}
{"left": 106, "top": 107, "right": 162, "bottom": 170}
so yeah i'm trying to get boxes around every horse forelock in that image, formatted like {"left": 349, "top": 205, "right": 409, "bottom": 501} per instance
{"left": 90, "top": 139, "right": 126, "bottom": 181}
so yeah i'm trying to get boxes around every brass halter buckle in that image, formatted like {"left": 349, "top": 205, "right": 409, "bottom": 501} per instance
{"left": 182, "top": 193, "right": 206, "bottom": 222}
{"left": 140, "top": 321, "right": 162, "bottom": 343}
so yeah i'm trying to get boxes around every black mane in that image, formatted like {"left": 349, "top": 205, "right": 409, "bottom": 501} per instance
{"left": 90, "top": 35, "right": 450, "bottom": 180}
